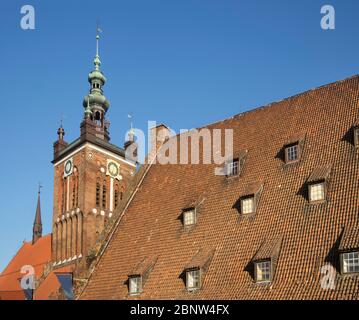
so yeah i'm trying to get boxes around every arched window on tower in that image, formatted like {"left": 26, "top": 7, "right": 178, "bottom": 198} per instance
{"left": 62, "top": 178, "right": 66, "bottom": 214}
{"left": 72, "top": 178, "right": 76, "bottom": 209}
{"left": 95, "top": 111, "right": 102, "bottom": 127}
{"left": 96, "top": 179, "right": 101, "bottom": 207}
{"left": 102, "top": 179, "right": 107, "bottom": 209}
{"left": 72, "top": 168, "right": 79, "bottom": 208}
{"left": 121, "top": 185, "right": 125, "bottom": 201}
{"left": 114, "top": 184, "right": 119, "bottom": 209}
{"left": 75, "top": 172, "right": 79, "bottom": 207}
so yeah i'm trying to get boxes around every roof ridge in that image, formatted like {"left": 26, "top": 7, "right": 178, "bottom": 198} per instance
{"left": 194, "top": 73, "right": 359, "bottom": 131}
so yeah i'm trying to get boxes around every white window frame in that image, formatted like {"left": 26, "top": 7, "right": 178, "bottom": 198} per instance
{"left": 354, "top": 128, "right": 359, "bottom": 147}
{"left": 286, "top": 144, "right": 299, "bottom": 163}
{"left": 183, "top": 209, "right": 196, "bottom": 227}
{"left": 342, "top": 252, "right": 359, "bottom": 274}
{"left": 255, "top": 260, "right": 271, "bottom": 283}
{"left": 309, "top": 182, "right": 325, "bottom": 203}
{"left": 241, "top": 197, "right": 255, "bottom": 214}
{"left": 186, "top": 269, "right": 201, "bottom": 291}
{"left": 129, "top": 276, "right": 142, "bottom": 295}
{"left": 226, "top": 159, "right": 239, "bottom": 177}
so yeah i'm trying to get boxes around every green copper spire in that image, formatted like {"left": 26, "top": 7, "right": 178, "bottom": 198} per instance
{"left": 83, "top": 27, "right": 110, "bottom": 115}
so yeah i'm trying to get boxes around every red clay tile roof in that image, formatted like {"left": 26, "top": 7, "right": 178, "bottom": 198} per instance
{"left": 81, "top": 75, "right": 359, "bottom": 300}
{"left": 339, "top": 225, "right": 359, "bottom": 252}
{"left": 307, "top": 165, "right": 332, "bottom": 183}
{"left": 241, "top": 181, "right": 264, "bottom": 197}
{"left": 0, "top": 234, "right": 52, "bottom": 300}
{"left": 185, "top": 248, "right": 215, "bottom": 270}
{"left": 284, "top": 133, "right": 306, "bottom": 146}
{"left": 253, "top": 236, "right": 283, "bottom": 261}
{"left": 129, "top": 256, "right": 157, "bottom": 276}
{"left": 0, "top": 234, "right": 67, "bottom": 300}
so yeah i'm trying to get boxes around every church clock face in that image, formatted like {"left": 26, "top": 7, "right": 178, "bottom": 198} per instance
{"left": 108, "top": 161, "right": 119, "bottom": 178}
{"left": 64, "top": 158, "right": 74, "bottom": 177}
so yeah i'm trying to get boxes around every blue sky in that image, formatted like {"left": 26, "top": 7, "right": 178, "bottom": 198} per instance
{"left": 0, "top": 0, "right": 358, "bottom": 272}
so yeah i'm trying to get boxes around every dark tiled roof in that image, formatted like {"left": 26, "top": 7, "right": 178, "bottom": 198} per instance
{"left": 284, "top": 132, "right": 306, "bottom": 146}
{"left": 307, "top": 165, "right": 332, "bottom": 183}
{"left": 185, "top": 248, "right": 215, "bottom": 270}
{"left": 81, "top": 75, "right": 359, "bottom": 300}
{"left": 253, "top": 236, "right": 283, "bottom": 261}
{"left": 129, "top": 256, "right": 157, "bottom": 276}
{"left": 339, "top": 225, "right": 359, "bottom": 252}
{"left": 241, "top": 181, "right": 264, "bottom": 197}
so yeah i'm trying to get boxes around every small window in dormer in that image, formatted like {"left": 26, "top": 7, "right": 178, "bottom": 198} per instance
{"left": 285, "top": 143, "right": 299, "bottom": 163}
{"left": 183, "top": 208, "right": 196, "bottom": 227}
{"left": 226, "top": 158, "right": 239, "bottom": 177}
{"left": 241, "top": 196, "right": 255, "bottom": 214}
{"left": 186, "top": 268, "right": 201, "bottom": 291}
{"left": 255, "top": 260, "right": 271, "bottom": 283}
{"left": 309, "top": 182, "right": 325, "bottom": 203}
{"left": 129, "top": 276, "right": 142, "bottom": 295}
{"left": 342, "top": 252, "right": 359, "bottom": 274}
{"left": 307, "top": 166, "right": 331, "bottom": 204}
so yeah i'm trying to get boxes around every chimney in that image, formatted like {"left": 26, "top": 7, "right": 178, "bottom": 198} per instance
{"left": 149, "top": 124, "right": 171, "bottom": 163}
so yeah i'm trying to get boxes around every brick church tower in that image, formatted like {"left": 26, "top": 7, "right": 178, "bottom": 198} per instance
{"left": 51, "top": 32, "right": 137, "bottom": 268}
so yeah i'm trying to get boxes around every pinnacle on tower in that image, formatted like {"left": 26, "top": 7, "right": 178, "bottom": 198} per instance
{"left": 32, "top": 185, "right": 43, "bottom": 244}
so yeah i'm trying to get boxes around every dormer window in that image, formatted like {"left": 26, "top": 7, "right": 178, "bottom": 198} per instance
{"left": 282, "top": 135, "right": 306, "bottom": 164}
{"left": 237, "top": 182, "right": 263, "bottom": 217}
{"left": 241, "top": 196, "right": 255, "bottom": 214}
{"left": 307, "top": 166, "right": 331, "bottom": 204}
{"left": 184, "top": 248, "right": 214, "bottom": 292}
{"left": 127, "top": 256, "right": 157, "bottom": 296}
{"left": 255, "top": 260, "right": 271, "bottom": 283}
{"left": 285, "top": 143, "right": 299, "bottom": 163}
{"left": 309, "top": 182, "right": 325, "bottom": 203}
{"left": 225, "top": 150, "right": 248, "bottom": 178}
{"left": 251, "top": 236, "right": 282, "bottom": 284}
{"left": 183, "top": 208, "right": 196, "bottom": 227}
{"left": 129, "top": 276, "right": 142, "bottom": 295}
{"left": 342, "top": 252, "right": 359, "bottom": 274}
{"left": 226, "top": 159, "right": 239, "bottom": 177}
{"left": 186, "top": 268, "right": 201, "bottom": 291}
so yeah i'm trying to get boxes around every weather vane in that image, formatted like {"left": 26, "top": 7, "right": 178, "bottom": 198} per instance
{"left": 60, "top": 113, "right": 64, "bottom": 128}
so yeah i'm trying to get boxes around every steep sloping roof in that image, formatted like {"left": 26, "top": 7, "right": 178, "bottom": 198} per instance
{"left": 0, "top": 234, "right": 68, "bottom": 300}
{"left": 0, "top": 235, "right": 51, "bottom": 300}
{"left": 81, "top": 75, "right": 359, "bottom": 300}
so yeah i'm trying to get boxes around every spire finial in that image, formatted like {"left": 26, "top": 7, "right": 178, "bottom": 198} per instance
{"left": 94, "top": 24, "right": 102, "bottom": 71}
{"left": 128, "top": 114, "right": 135, "bottom": 142}
{"left": 96, "top": 24, "right": 101, "bottom": 57}
{"left": 38, "top": 182, "right": 43, "bottom": 194}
